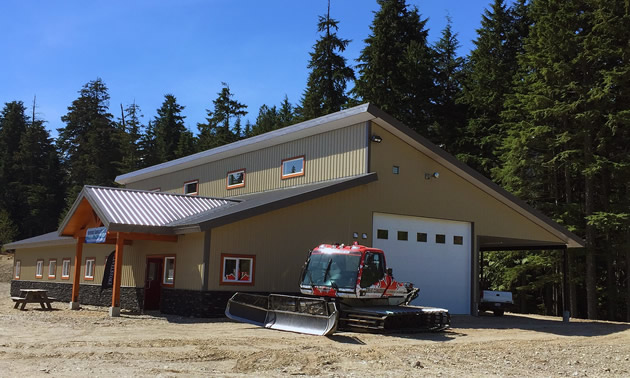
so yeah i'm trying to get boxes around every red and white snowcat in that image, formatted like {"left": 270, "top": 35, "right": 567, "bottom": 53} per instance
{"left": 225, "top": 242, "right": 450, "bottom": 335}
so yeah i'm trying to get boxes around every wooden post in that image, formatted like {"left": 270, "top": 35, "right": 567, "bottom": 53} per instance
{"left": 110, "top": 234, "right": 125, "bottom": 317}
{"left": 69, "top": 237, "right": 84, "bottom": 310}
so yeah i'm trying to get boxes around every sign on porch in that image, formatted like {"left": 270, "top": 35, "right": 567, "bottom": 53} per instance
{"left": 86, "top": 227, "right": 108, "bottom": 243}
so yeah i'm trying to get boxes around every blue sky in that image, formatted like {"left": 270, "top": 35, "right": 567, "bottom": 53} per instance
{"left": 1, "top": 0, "right": 500, "bottom": 137}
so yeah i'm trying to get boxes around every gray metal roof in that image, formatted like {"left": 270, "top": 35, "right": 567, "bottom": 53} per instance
{"left": 3, "top": 231, "right": 75, "bottom": 250}
{"left": 169, "top": 173, "right": 378, "bottom": 232}
{"left": 58, "top": 186, "right": 240, "bottom": 235}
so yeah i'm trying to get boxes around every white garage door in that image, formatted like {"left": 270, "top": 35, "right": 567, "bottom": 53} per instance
{"left": 372, "top": 213, "right": 472, "bottom": 314}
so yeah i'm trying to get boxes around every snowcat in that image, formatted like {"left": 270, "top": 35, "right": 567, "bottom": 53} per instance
{"left": 225, "top": 242, "right": 450, "bottom": 335}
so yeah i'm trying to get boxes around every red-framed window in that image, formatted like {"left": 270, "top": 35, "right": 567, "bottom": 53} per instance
{"left": 226, "top": 168, "right": 246, "bottom": 189}
{"left": 61, "top": 258, "right": 71, "bottom": 280}
{"left": 35, "top": 259, "right": 44, "bottom": 278}
{"left": 84, "top": 257, "right": 95, "bottom": 281}
{"left": 48, "top": 259, "right": 57, "bottom": 279}
{"left": 184, "top": 179, "right": 199, "bottom": 195}
{"left": 281, "top": 155, "right": 305, "bottom": 179}
{"left": 220, "top": 254, "right": 255, "bottom": 285}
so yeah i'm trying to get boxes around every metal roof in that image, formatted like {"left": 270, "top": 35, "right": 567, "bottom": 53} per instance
{"left": 169, "top": 173, "right": 378, "bottom": 232}
{"left": 3, "top": 231, "right": 75, "bottom": 250}
{"left": 58, "top": 186, "right": 240, "bottom": 236}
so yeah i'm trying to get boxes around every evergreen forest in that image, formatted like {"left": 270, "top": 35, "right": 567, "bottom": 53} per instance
{"left": 1, "top": 0, "right": 629, "bottom": 322}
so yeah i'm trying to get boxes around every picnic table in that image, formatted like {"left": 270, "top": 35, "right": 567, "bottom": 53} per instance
{"left": 11, "top": 289, "right": 56, "bottom": 311}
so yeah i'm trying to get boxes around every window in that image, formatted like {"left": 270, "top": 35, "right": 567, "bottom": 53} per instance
{"left": 163, "top": 256, "right": 176, "bottom": 286}
{"left": 397, "top": 231, "right": 408, "bottom": 241}
{"left": 281, "top": 156, "right": 305, "bottom": 179}
{"left": 84, "top": 258, "right": 95, "bottom": 280}
{"left": 221, "top": 254, "right": 255, "bottom": 285}
{"left": 392, "top": 166, "right": 400, "bottom": 174}
{"left": 48, "top": 259, "right": 57, "bottom": 279}
{"left": 360, "top": 252, "right": 385, "bottom": 288}
{"left": 184, "top": 180, "right": 199, "bottom": 195}
{"left": 14, "top": 260, "right": 20, "bottom": 280}
{"left": 377, "top": 229, "right": 389, "bottom": 240}
{"left": 436, "top": 234, "right": 446, "bottom": 244}
{"left": 61, "top": 258, "right": 71, "bottom": 279}
{"left": 226, "top": 169, "right": 246, "bottom": 189}
{"left": 35, "top": 260, "right": 44, "bottom": 278}
{"left": 417, "top": 232, "right": 427, "bottom": 242}
{"left": 454, "top": 236, "right": 464, "bottom": 245}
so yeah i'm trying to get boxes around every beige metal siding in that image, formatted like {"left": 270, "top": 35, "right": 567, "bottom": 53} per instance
{"left": 208, "top": 185, "right": 372, "bottom": 292}
{"left": 206, "top": 122, "right": 567, "bottom": 293}
{"left": 367, "top": 122, "right": 564, "bottom": 243}
{"left": 13, "top": 233, "right": 204, "bottom": 290}
{"left": 125, "top": 123, "right": 368, "bottom": 197}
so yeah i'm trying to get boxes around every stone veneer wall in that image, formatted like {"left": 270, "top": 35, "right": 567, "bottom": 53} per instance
{"left": 11, "top": 280, "right": 144, "bottom": 310}
{"left": 160, "top": 288, "right": 299, "bottom": 318}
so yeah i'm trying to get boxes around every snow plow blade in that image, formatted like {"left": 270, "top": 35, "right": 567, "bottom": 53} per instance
{"left": 225, "top": 293, "right": 339, "bottom": 336}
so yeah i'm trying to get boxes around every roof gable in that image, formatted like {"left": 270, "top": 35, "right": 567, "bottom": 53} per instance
{"left": 58, "top": 186, "right": 238, "bottom": 236}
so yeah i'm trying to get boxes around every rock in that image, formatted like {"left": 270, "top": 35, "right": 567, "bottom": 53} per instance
{"left": 413, "top": 361, "right": 424, "bottom": 369}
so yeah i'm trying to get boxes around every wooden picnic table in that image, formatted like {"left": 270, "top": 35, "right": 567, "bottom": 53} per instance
{"left": 11, "top": 289, "right": 56, "bottom": 311}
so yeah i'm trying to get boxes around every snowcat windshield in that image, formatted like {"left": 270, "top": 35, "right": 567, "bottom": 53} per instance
{"left": 301, "top": 252, "right": 361, "bottom": 289}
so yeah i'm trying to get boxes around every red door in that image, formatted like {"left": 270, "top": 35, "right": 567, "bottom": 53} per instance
{"left": 144, "top": 258, "right": 163, "bottom": 310}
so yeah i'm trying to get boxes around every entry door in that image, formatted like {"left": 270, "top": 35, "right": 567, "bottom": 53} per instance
{"left": 144, "top": 257, "right": 164, "bottom": 310}
{"left": 372, "top": 213, "right": 472, "bottom": 314}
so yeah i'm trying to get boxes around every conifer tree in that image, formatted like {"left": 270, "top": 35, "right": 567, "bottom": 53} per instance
{"left": 0, "top": 208, "right": 17, "bottom": 249}
{"left": 353, "top": 0, "right": 434, "bottom": 134}
{"left": 197, "top": 83, "right": 247, "bottom": 150}
{"left": 430, "top": 16, "right": 467, "bottom": 151}
{"left": 299, "top": 0, "right": 355, "bottom": 119}
{"left": 58, "top": 79, "right": 122, "bottom": 202}
{"left": 153, "top": 94, "right": 188, "bottom": 163}
{"left": 138, "top": 120, "right": 159, "bottom": 168}
{"left": 118, "top": 102, "right": 144, "bottom": 173}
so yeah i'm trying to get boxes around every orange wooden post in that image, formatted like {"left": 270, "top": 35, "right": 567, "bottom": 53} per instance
{"left": 110, "top": 234, "right": 125, "bottom": 317}
{"left": 69, "top": 237, "right": 84, "bottom": 310}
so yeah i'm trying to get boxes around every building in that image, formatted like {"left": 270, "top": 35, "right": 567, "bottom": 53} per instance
{"left": 6, "top": 104, "right": 584, "bottom": 317}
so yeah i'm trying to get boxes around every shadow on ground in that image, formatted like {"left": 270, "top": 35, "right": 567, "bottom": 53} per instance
{"left": 450, "top": 313, "right": 630, "bottom": 337}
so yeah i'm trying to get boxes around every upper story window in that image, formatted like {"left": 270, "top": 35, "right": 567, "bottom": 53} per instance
{"left": 226, "top": 169, "right": 246, "bottom": 189}
{"left": 281, "top": 156, "right": 305, "bottom": 179}
{"left": 184, "top": 180, "right": 199, "bottom": 195}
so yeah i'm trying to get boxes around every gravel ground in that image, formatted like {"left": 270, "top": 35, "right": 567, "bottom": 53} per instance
{"left": 1, "top": 278, "right": 630, "bottom": 377}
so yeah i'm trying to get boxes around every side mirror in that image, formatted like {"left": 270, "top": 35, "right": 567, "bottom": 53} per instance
{"left": 387, "top": 268, "right": 393, "bottom": 277}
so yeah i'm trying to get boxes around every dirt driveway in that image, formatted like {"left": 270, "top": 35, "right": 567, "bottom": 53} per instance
{"left": 0, "top": 282, "right": 629, "bottom": 377}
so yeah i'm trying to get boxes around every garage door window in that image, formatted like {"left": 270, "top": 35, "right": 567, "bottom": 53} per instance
{"left": 377, "top": 229, "right": 389, "bottom": 239}
{"left": 397, "top": 231, "right": 408, "bottom": 241}
{"left": 436, "top": 234, "right": 446, "bottom": 244}
{"left": 454, "top": 236, "right": 464, "bottom": 245}
{"left": 417, "top": 232, "right": 427, "bottom": 242}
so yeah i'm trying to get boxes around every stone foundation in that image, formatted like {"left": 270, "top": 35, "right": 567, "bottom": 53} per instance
{"left": 11, "top": 280, "right": 297, "bottom": 318}
{"left": 11, "top": 280, "right": 144, "bottom": 311}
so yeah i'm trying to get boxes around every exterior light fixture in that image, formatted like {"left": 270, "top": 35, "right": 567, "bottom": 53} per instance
{"left": 425, "top": 172, "right": 440, "bottom": 180}
{"left": 370, "top": 135, "right": 383, "bottom": 143}
{"left": 353, "top": 232, "right": 359, "bottom": 238}
{"left": 362, "top": 233, "right": 368, "bottom": 239}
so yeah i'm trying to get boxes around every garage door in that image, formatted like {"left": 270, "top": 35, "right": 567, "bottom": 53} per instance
{"left": 372, "top": 213, "right": 472, "bottom": 314}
